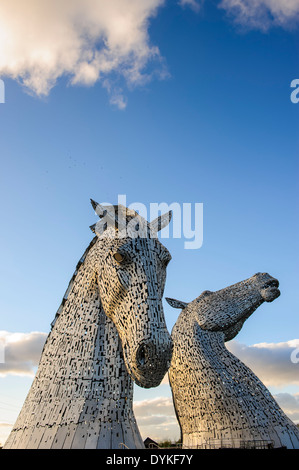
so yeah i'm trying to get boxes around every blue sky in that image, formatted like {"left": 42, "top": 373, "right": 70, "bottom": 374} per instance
{"left": 0, "top": 0, "right": 298, "bottom": 444}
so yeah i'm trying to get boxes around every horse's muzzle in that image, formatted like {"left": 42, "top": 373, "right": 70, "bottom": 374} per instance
{"left": 261, "top": 278, "right": 280, "bottom": 302}
{"left": 133, "top": 338, "right": 173, "bottom": 388}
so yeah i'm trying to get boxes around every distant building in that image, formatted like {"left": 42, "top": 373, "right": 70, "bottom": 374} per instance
{"left": 144, "top": 437, "right": 159, "bottom": 448}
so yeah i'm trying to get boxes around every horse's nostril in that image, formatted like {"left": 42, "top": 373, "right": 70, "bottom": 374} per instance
{"left": 135, "top": 340, "right": 172, "bottom": 372}
{"left": 263, "top": 279, "right": 279, "bottom": 289}
{"left": 136, "top": 344, "right": 147, "bottom": 367}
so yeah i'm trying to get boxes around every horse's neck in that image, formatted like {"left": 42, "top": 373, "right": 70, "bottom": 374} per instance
{"left": 51, "top": 240, "right": 102, "bottom": 336}
{"left": 33, "top": 243, "right": 133, "bottom": 419}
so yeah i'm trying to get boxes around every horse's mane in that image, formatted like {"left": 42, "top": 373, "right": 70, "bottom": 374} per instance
{"left": 50, "top": 236, "right": 98, "bottom": 329}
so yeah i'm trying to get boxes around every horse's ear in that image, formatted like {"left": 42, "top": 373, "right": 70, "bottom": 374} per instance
{"left": 198, "top": 290, "right": 213, "bottom": 299}
{"left": 90, "top": 199, "right": 107, "bottom": 218}
{"left": 166, "top": 297, "right": 188, "bottom": 309}
{"left": 90, "top": 199, "right": 127, "bottom": 235}
{"left": 150, "top": 211, "right": 172, "bottom": 233}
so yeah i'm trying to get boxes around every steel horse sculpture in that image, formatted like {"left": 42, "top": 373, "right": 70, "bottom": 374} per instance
{"left": 4, "top": 201, "right": 173, "bottom": 449}
{"left": 167, "top": 273, "right": 299, "bottom": 449}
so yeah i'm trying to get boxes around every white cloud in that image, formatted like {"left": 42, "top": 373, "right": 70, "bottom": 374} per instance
{"left": 178, "top": 0, "right": 203, "bottom": 12}
{"left": 1, "top": 0, "right": 298, "bottom": 106}
{"left": 0, "top": 0, "right": 166, "bottom": 107}
{"left": 0, "top": 423, "right": 14, "bottom": 447}
{"left": 0, "top": 331, "right": 47, "bottom": 377}
{"left": 226, "top": 339, "right": 299, "bottom": 387}
{"left": 134, "top": 396, "right": 180, "bottom": 442}
{"left": 219, "top": 0, "right": 299, "bottom": 30}
{"left": 274, "top": 392, "right": 299, "bottom": 423}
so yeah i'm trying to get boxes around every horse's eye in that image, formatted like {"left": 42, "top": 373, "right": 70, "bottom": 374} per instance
{"left": 113, "top": 252, "right": 124, "bottom": 263}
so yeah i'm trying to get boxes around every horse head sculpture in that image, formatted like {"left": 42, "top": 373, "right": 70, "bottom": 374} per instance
{"left": 167, "top": 272, "right": 280, "bottom": 342}
{"left": 4, "top": 200, "right": 173, "bottom": 449}
{"left": 90, "top": 200, "right": 173, "bottom": 388}
{"left": 165, "top": 273, "right": 299, "bottom": 449}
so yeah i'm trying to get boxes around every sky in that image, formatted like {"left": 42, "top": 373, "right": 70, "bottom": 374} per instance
{"left": 0, "top": 0, "right": 298, "bottom": 445}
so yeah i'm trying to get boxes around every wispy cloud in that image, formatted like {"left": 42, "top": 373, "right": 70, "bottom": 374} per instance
{"left": 133, "top": 396, "right": 180, "bottom": 442}
{"left": 178, "top": 0, "right": 203, "bottom": 12}
{"left": 0, "top": 331, "right": 47, "bottom": 377}
{"left": 0, "top": 0, "right": 166, "bottom": 107}
{"left": 219, "top": 0, "right": 299, "bottom": 30}
{"left": 179, "top": 0, "right": 299, "bottom": 29}
{"left": 274, "top": 392, "right": 299, "bottom": 423}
